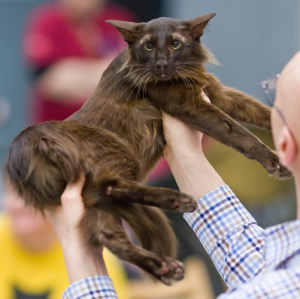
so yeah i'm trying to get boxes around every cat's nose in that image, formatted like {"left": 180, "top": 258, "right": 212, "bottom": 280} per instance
{"left": 156, "top": 60, "right": 169, "bottom": 71}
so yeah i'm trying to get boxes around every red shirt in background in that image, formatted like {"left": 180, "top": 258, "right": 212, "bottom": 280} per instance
{"left": 24, "top": 2, "right": 136, "bottom": 123}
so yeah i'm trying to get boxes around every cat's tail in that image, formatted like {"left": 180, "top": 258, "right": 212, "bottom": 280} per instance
{"left": 108, "top": 203, "right": 177, "bottom": 259}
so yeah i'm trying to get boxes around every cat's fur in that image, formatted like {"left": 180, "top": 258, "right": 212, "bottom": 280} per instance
{"left": 6, "top": 13, "right": 291, "bottom": 285}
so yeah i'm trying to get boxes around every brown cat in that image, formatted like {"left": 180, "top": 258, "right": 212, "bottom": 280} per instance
{"left": 6, "top": 13, "right": 291, "bottom": 285}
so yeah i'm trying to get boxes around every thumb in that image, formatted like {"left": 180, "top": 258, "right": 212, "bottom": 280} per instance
{"left": 60, "top": 171, "right": 86, "bottom": 210}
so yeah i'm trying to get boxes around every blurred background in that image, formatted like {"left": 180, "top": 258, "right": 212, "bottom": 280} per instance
{"left": 0, "top": 0, "right": 299, "bottom": 298}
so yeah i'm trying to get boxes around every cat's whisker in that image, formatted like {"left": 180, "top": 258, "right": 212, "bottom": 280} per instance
{"left": 116, "top": 70, "right": 146, "bottom": 102}
{"left": 98, "top": 75, "right": 129, "bottom": 101}
{"left": 122, "top": 64, "right": 147, "bottom": 69}
{"left": 181, "top": 65, "right": 204, "bottom": 82}
{"left": 137, "top": 71, "right": 150, "bottom": 98}
{"left": 114, "top": 67, "right": 150, "bottom": 102}
{"left": 98, "top": 67, "right": 146, "bottom": 101}
{"left": 175, "top": 69, "right": 195, "bottom": 106}
{"left": 182, "top": 72, "right": 201, "bottom": 107}
{"left": 140, "top": 72, "right": 149, "bottom": 99}
{"left": 180, "top": 66, "right": 206, "bottom": 94}
{"left": 176, "top": 68, "right": 194, "bottom": 92}
{"left": 123, "top": 79, "right": 138, "bottom": 102}
{"left": 110, "top": 68, "right": 145, "bottom": 102}
{"left": 142, "top": 73, "right": 152, "bottom": 98}
{"left": 178, "top": 68, "right": 200, "bottom": 107}
{"left": 130, "top": 68, "right": 148, "bottom": 99}
{"left": 180, "top": 68, "right": 202, "bottom": 94}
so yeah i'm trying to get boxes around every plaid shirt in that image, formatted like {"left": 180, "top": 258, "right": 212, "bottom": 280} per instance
{"left": 63, "top": 276, "right": 117, "bottom": 299}
{"left": 184, "top": 185, "right": 300, "bottom": 298}
{"left": 63, "top": 185, "right": 300, "bottom": 298}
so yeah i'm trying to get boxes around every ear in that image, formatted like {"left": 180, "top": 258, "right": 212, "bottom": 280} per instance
{"left": 106, "top": 20, "right": 141, "bottom": 44}
{"left": 186, "top": 13, "right": 217, "bottom": 39}
{"left": 278, "top": 127, "right": 297, "bottom": 167}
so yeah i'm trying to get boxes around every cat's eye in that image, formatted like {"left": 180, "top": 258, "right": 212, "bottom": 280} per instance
{"left": 144, "top": 42, "right": 154, "bottom": 51}
{"left": 171, "top": 40, "right": 182, "bottom": 50}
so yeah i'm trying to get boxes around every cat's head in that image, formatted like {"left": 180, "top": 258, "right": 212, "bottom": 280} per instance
{"left": 107, "top": 13, "right": 217, "bottom": 82}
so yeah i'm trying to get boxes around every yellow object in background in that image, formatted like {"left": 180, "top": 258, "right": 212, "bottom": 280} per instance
{"left": 0, "top": 215, "right": 128, "bottom": 299}
{"left": 205, "top": 128, "right": 292, "bottom": 205}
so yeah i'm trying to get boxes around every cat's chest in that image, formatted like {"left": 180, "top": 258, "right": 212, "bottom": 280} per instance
{"left": 147, "top": 80, "right": 202, "bottom": 108}
{"left": 100, "top": 99, "right": 164, "bottom": 158}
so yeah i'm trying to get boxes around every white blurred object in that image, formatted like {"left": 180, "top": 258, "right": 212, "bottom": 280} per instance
{"left": 0, "top": 96, "right": 11, "bottom": 129}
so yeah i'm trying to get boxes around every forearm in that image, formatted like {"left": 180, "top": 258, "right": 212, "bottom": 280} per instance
{"left": 37, "top": 58, "right": 112, "bottom": 101}
{"left": 61, "top": 237, "right": 108, "bottom": 284}
{"left": 61, "top": 238, "right": 118, "bottom": 299}
{"left": 165, "top": 149, "right": 224, "bottom": 199}
{"left": 165, "top": 149, "right": 265, "bottom": 287}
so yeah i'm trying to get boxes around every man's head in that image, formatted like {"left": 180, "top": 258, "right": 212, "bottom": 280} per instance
{"left": 272, "top": 52, "right": 300, "bottom": 177}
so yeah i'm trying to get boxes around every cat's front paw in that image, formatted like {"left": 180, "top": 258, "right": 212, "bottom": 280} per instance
{"left": 266, "top": 151, "right": 292, "bottom": 180}
{"left": 270, "top": 163, "right": 292, "bottom": 180}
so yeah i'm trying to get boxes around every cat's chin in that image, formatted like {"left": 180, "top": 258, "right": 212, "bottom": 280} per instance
{"left": 155, "top": 72, "right": 173, "bottom": 81}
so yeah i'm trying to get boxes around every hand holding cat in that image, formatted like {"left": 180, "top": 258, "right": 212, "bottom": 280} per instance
{"left": 162, "top": 92, "right": 224, "bottom": 199}
{"left": 46, "top": 172, "right": 86, "bottom": 241}
{"left": 46, "top": 172, "right": 108, "bottom": 284}
{"left": 162, "top": 91, "right": 211, "bottom": 161}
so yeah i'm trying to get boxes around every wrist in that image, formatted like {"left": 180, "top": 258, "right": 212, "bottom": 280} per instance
{"left": 165, "top": 149, "right": 224, "bottom": 199}
{"left": 60, "top": 237, "right": 108, "bottom": 283}
{"left": 164, "top": 145, "right": 205, "bottom": 165}
{"left": 164, "top": 146, "right": 206, "bottom": 171}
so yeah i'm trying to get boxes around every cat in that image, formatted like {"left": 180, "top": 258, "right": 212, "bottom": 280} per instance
{"left": 6, "top": 13, "right": 291, "bottom": 285}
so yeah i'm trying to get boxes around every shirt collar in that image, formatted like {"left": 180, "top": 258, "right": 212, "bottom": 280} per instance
{"left": 264, "top": 219, "right": 300, "bottom": 270}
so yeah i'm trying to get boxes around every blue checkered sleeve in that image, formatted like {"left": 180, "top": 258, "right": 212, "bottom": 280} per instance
{"left": 184, "top": 185, "right": 266, "bottom": 288}
{"left": 63, "top": 276, "right": 118, "bottom": 299}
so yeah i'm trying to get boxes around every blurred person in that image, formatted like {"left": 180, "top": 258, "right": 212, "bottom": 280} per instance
{"left": 0, "top": 174, "right": 129, "bottom": 299}
{"left": 23, "top": 0, "right": 136, "bottom": 123}
{"left": 48, "top": 52, "right": 300, "bottom": 298}
{"left": 0, "top": 175, "right": 67, "bottom": 299}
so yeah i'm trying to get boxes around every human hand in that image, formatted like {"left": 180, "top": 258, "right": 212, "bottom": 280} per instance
{"left": 46, "top": 172, "right": 108, "bottom": 283}
{"left": 46, "top": 171, "right": 86, "bottom": 244}
{"left": 162, "top": 92, "right": 224, "bottom": 199}
{"left": 162, "top": 91, "right": 211, "bottom": 161}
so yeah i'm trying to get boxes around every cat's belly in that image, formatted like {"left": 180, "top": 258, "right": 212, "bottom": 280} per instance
{"left": 99, "top": 100, "right": 165, "bottom": 178}
{"left": 70, "top": 97, "right": 165, "bottom": 178}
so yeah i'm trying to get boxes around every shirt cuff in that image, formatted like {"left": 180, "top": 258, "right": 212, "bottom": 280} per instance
{"left": 63, "top": 276, "right": 118, "bottom": 299}
{"left": 184, "top": 185, "right": 257, "bottom": 256}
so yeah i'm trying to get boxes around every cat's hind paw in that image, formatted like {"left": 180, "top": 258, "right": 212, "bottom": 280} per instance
{"left": 153, "top": 189, "right": 197, "bottom": 213}
{"left": 154, "top": 258, "right": 185, "bottom": 286}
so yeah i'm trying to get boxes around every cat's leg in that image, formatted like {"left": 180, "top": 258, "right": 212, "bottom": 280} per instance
{"left": 80, "top": 208, "right": 185, "bottom": 285}
{"left": 205, "top": 74, "right": 271, "bottom": 130}
{"left": 95, "top": 177, "right": 196, "bottom": 213}
{"left": 161, "top": 99, "right": 291, "bottom": 180}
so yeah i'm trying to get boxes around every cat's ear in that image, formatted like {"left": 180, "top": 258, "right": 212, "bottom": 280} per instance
{"left": 106, "top": 20, "right": 142, "bottom": 44}
{"left": 186, "top": 13, "right": 217, "bottom": 40}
